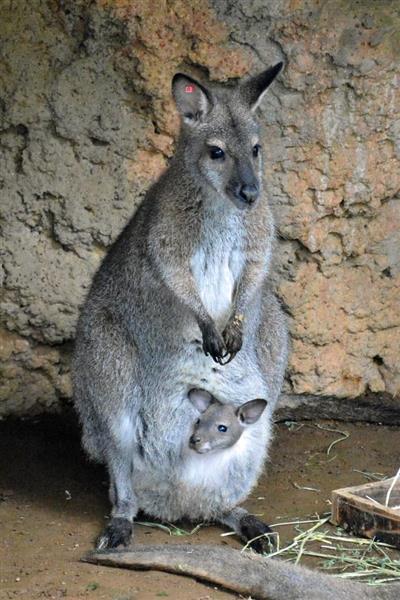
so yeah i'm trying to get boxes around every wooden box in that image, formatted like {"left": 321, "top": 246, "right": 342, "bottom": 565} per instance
{"left": 331, "top": 477, "right": 400, "bottom": 548}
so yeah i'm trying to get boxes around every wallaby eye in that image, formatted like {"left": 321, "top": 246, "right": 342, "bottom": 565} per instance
{"left": 253, "top": 144, "right": 261, "bottom": 158}
{"left": 195, "top": 418, "right": 200, "bottom": 426}
{"left": 217, "top": 424, "right": 228, "bottom": 433}
{"left": 209, "top": 146, "right": 225, "bottom": 160}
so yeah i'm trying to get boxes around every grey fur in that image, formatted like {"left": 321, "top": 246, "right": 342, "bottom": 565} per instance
{"left": 85, "top": 544, "right": 400, "bottom": 600}
{"left": 72, "top": 64, "right": 288, "bottom": 550}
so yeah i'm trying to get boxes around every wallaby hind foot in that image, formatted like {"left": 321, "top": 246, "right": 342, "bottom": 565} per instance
{"left": 239, "top": 514, "right": 275, "bottom": 553}
{"left": 218, "top": 507, "right": 276, "bottom": 553}
{"left": 97, "top": 517, "right": 133, "bottom": 550}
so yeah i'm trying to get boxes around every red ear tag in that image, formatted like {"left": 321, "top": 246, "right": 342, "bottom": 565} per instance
{"left": 185, "top": 85, "right": 194, "bottom": 93}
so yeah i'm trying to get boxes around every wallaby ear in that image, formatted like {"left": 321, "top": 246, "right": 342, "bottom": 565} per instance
{"left": 172, "top": 73, "right": 213, "bottom": 123}
{"left": 239, "top": 62, "right": 283, "bottom": 112}
{"left": 188, "top": 388, "right": 213, "bottom": 413}
{"left": 236, "top": 399, "right": 268, "bottom": 425}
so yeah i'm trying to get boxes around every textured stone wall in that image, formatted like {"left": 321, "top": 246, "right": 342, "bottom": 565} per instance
{"left": 1, "top": 0, "right": 399, "bottom": 418}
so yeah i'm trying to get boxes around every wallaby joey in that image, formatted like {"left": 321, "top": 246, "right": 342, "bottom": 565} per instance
{"left": 73, "top": 63, "right": 288, "bottom": 553}
{"left": 188, "top": 388, "right": 267, "bottom": 453}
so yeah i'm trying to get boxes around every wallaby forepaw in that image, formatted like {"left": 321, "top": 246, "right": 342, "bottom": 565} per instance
{"left": 240, "top": 514, "right": 276, "bottom": 554}
{"left": 200, "top": 321, "right": 227, "bottom": 364}
{"left": 222, "top": 315, "right": 243, "bottom": 363}
{"left": 96, "top": 517, "right": 133, "bottom": 550}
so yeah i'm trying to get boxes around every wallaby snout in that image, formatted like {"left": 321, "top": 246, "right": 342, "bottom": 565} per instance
{"left": 223, "top": 164, "right": 261, "bottom": 211}
{"left": 227, "top": 171, "right": 260, "bottom": 210}
{"left": 236, "top": 183, "right": 259, "bottom": 206}
{"left": 189, "top": 434, "right": 211, "bottom": 453}
{"left": 228, "top": 159, "right": 260, "bottom": 208}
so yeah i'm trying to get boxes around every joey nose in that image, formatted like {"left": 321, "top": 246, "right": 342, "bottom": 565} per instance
{"left": 189, "top": 435, "right": 201, "bottom": 446}
{"left": 239, "top": 184, "right": 259, "bottom": 205}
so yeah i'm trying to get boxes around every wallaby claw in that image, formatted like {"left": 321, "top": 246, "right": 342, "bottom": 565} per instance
{"left": 222, "top": 316, "right": 243, "bottom": 361}
{"left": 221, "top": 351, "right": 237, "bottom": 365}
{"left": 212, "top": 354, "right": 225, "bottom": 365}
{"left": 200, "top": 321, "right": 227, "bottom": 363}
{"left": 96, "top": 517, "right": 133, "bottom": 550}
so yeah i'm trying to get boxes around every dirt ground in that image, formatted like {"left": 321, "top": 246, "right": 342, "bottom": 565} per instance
{"left": 0, "top": 414, "right": 399, "bottom": 600}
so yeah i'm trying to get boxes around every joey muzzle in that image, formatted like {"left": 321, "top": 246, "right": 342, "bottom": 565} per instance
{"left": 189, "top": 434, "right": 212, "bottom": 453}
{"left": 189, "top": 434, "right": 199, "bottom": 446}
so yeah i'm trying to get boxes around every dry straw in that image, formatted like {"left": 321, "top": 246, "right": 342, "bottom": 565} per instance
{"left": 250, "top": 514, "right": 400, "bottom": 586}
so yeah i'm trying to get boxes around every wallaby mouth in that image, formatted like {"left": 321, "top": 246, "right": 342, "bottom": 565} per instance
{"left": 231, "top": 196, "right": 258, "bottom": 210}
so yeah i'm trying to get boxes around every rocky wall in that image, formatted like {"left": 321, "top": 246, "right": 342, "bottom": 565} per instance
{"left": 1, "top": 0, "right": 399, "bottom": 418}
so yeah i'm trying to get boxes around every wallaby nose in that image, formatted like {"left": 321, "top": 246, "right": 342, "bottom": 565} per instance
{"left": 189, "top": 435, "right": 201, "bottom": 446}
{"left": 239, "top": 184, "right": 259, "bottom": 204}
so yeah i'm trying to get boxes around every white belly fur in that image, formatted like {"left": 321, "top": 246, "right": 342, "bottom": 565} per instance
{"left": 191, "top": 240, "right": 244, "bottom": 322}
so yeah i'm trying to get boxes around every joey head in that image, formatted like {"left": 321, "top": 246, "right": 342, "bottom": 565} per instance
{"left": 188, "top": 388, "right": 267, "bottom": 454}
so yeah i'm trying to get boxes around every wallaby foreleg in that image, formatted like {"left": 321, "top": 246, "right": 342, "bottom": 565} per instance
{"left": 97, "top": 453, "right": 138, "bottom": 550}
{"left": 149, "top": 242, "right": 227, "bottom": 363}
{"left": 223, "top": 257, "right": 268, "bottom": 363}
{"left": 217, "top": 507, "right": 275, "bottom": 553}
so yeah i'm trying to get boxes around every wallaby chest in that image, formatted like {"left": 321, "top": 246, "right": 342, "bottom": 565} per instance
{"left": 190, "top": 212, "right": 245, "bottom": 322}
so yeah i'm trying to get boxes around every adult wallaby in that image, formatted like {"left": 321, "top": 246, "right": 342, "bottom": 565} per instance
{"left": 73, "top": 63, "right": 288, "bottom": 552}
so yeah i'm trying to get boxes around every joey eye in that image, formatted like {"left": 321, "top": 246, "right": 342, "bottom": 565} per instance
{"left": 209, "top": 146, "right": 225, "bottom": 160}
{"left": 217, "top": 424, "right": 228, "bottom": 433}
{"left": 195, "top": 419, "right": 200, "bottom": 426}
{"left": 253, "top": 144, "right": 261, "bottom": 158}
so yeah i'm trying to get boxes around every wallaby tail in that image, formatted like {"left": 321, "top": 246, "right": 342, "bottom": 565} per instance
{"left": 83, "top": 543, "right": 397, "bottom": 600}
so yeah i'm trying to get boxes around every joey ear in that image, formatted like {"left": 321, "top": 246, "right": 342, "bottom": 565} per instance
{"left": 172, "top": 73, "right": 213, "bottom": 123}
{"left": 236, "top": 399, "right": 268, "bottom": 425}
{"left": 188, "top": 388, "right": 213, "bottom": 413}
{"left": 239, "top": 62, "right": 283, "bottom": 112}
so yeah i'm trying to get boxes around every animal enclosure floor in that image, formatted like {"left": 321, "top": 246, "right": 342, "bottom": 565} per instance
{"left": 0, "top": 415, "right": 399, "bottom": 600}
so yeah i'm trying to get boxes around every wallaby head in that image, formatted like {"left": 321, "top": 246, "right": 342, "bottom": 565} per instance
{"left": 188, "top": 389, "right": 267, "bottom": 454}
{"left": 172, "top": 63, "right": 283, "bottom": 210}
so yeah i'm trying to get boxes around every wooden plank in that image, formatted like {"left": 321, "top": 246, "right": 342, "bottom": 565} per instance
{"left": 331, "top": 476, "right": 400, "bottom": 548}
